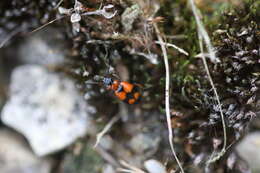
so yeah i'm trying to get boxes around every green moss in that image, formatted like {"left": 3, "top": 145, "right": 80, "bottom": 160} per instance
{"left": 62, "top": 143, "right": 104, "bottom": 173}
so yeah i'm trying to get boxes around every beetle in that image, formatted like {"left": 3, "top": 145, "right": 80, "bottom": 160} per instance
{"left": 102, "top": 77, "right": 141, "bottom": 104}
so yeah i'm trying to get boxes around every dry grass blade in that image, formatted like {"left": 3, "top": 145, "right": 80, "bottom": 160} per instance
{"left": 54, "top": 0, "right": 64, "bottom": 9}
{"left": 95, "top": 146, "right": 120, "bottom": 167}
{"left": 0, "top": 28, "right": 21, "bottom": 49}
{"left": 117, "top": 160, "right": 147, "bottom": 173}
{"left": 154, "top": 41, "right": 189, "bottom": 56}
{"left": 188, "top": 0, "right": 227, "bottom": 165}
{"left": 117, "top": 168, "right": 145, "bottom": 173}
{"left": 154, "top": 23, "right": 185, "bottom": 173}
{"left": 29, "top": 16, "right": 66, "bottom": 34}
{"left": 94, "top": 114, "right": 121, "bottom": 148}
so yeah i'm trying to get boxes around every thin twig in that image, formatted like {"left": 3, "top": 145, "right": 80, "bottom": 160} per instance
{"left": 188, "top": 0, "right": 227, "bottom": 165}
{"left": 199, "top": 35, "right": 226, "bottom": 165}
{"left": 154, "top": 23, "right": 185, "bottom": 173}
{"left": 118, "top": 160, "right": 147, "bottom": 173}
{"left": 154, "top": 41, "right": 189, "bottom": 56}
{"left": 117, "top": 168, "right": 145, "bottom": 173}
{"left": 94, "top": 114, "right": 121, "bottom": 148}
{"left": 54, "top": 0, "right": 64, "bottom": 9}
{"left": 95, "top": 146, "right": 120, "bottom": 167}
{"left": 117, "top": 169, "right": 135, "bottom": 173}
{"left": 29, "top": 16, "right": 66, "bottom": 34}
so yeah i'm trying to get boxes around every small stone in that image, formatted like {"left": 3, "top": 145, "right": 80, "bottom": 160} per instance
{"left": 144, "top": 159, "right": 166, "bottom": 173}
{"left": 1, "top": 65, "right": 90, "bottom": 156}
{"left": 236, "top": 132, "right": 260, "bottom": 173}
{"left": 0, "top": 129, "right": 52, "bottom": 173}
{"left": 98, "top": 135, "right": 114, "bottom": 150}
{"left": 246, "top": 36, "right": 253, "bottom": 43}
{"left": 129, "top": 133, "right": 160, "bottom": 155}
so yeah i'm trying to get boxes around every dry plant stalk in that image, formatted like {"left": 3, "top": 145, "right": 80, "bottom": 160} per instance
{"left": 154, "top": 41, "right": 189, "bottom": 56}
{"left": 0, "top": 28, "right": 21, "bottom": 48}
{"left": 117, "top": 160, "right": 147, "bottom": 173}
{"left": 95, "top": 146, "right": 120, "bottom": 167}
{"left": 188, "top": 0, "right": 227, "bottom": 165}
{"left": 94, "top": 114, "right": 121, "bottom": 148}
{"left": 154, "top": 23, "right": 185, "bottom": 173}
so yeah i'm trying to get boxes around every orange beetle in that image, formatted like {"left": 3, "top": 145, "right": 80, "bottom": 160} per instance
{"left": 103, "top": 77, "right": 141, "bottom": 104}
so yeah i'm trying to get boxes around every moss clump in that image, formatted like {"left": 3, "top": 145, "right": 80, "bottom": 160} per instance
{"left": 209, "top": 0, "right": 259, "bottom": 137}
{"left": 169, "top": 1, "right": 259, "bottom": 171}
{"left": 62, "top": 143, "right": 104, "bottom": 173}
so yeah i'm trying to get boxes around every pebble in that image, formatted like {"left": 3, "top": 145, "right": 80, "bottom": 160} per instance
{"left": 144, "top": 159, "right": 166, "bottom": 173}
{"left": 1, "top": 65, "right": 91, "bottom": 156}
{"left": 98, "top": 135, "right": 114, "bottom": 150}
{"left": 129, "top": 133, "right": 160, "bottom": 155}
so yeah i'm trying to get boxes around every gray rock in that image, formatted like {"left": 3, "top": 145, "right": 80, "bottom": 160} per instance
{"left": 1, "top": 65, "right": 90, "bottom": 156}
{"left": 236, "top": 132, "right": 260, "bottom": 173}
{"left": 0, "top": 129, "right": 52, "bottom": 173}
{"left": 144, "top": 159, "right": 166, "bottom": 173}
{"left": 129, "top": 133, "right": 160, "bottom": 155}
{"left": 18, "top": 28, "right": 66, "bottom": 65}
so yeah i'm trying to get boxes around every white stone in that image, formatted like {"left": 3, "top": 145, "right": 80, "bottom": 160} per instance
{"left": 144, "top": 159, "right": 166, "bottom": 173}
{"left": 0, "top": 129, "right": 52, "bottom": 173}
{"left": 1, "top": 65, "right": 90, "bottom": 156}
